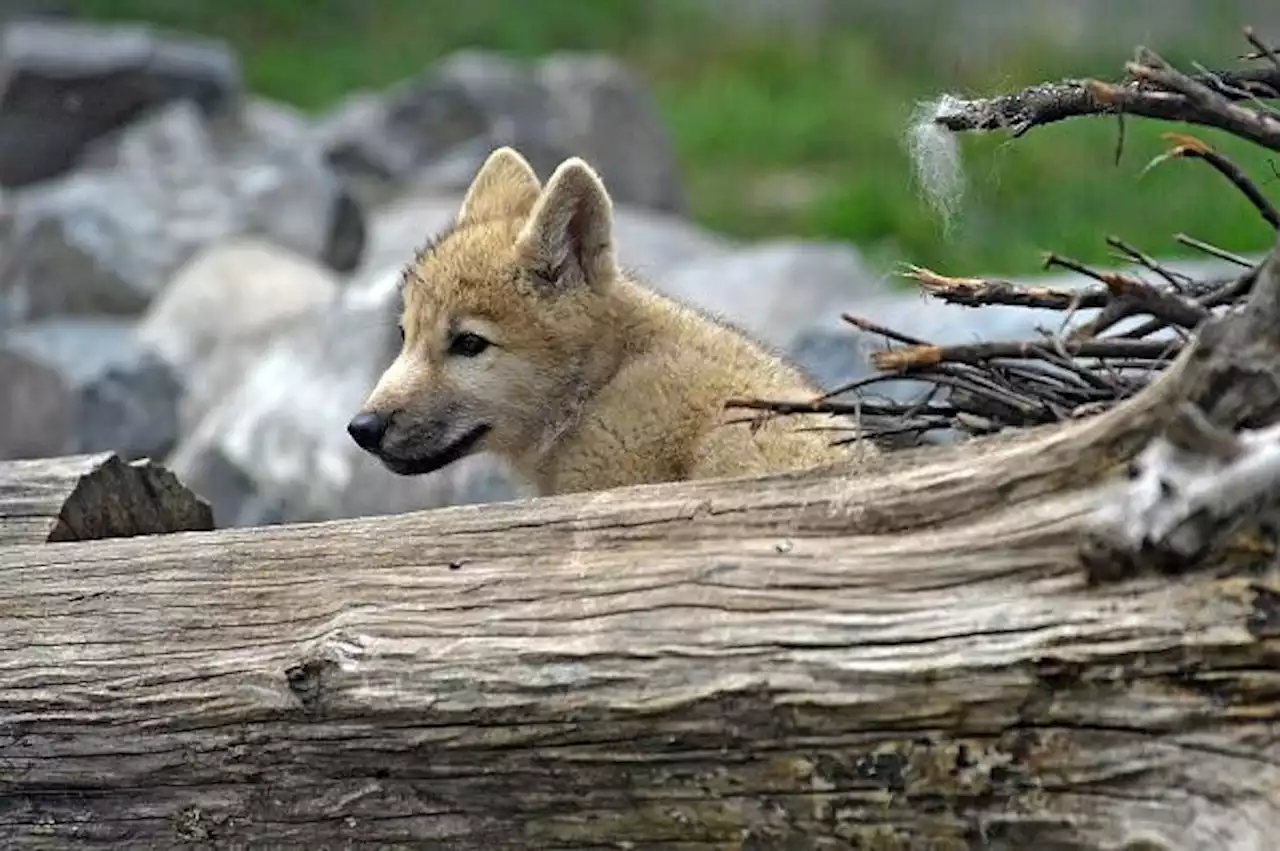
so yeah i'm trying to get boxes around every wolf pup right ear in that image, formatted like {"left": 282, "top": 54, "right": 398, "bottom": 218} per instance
{"left": 516, "top": 157, "right": 619, "bottom": 294}
{"left": 458, "top": 146, "right": 542, "bottom": 224}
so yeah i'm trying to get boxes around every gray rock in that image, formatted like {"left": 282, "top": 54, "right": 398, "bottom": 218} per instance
{"left": 135, "top": 238, "right": 341, "bottom": 430}
{"left": 534, "top": 52, "right": 684, "bottom": 215}
{"left": 0, "top": 99, "right": 365, "bottom": 328}
{"left": 0, "top": 1, "right": 68, "bottom": 20}
{"left": 313, "top": 73, "right": 491, "bottom": 204}
{"left": 0, "top": 18, "right": 240, "bottom": 187}
{"left": 208, "top": 95, "right": 315, "bottom": 157}
{"left": 320, "top": 50, "right": 684, "bottom": 215}
{"left": 0, "top": 343, "right": 65, "bottom": 459}
{"left": 0, "top": 316, "right": 181, "bottom": 461}
{"left": 654, "top": 240, "right": 891, "bottom": 348}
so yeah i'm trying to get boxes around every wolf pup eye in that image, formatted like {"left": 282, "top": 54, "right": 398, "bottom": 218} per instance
{"left": 449, "top": 331, "right": 491, "bottom": 357}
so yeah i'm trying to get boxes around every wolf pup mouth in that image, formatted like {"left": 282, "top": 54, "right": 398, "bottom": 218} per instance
{"left": 381, "top": 424, "right": 491, "bottom": 476}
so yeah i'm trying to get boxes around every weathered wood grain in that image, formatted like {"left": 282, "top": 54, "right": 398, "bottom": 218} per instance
{"left": 0, "top": 444, "right": 1275, "bottom": 850}
{"left": 1, "top": 238, "right": 1278, "bottom": 849}
{"left": 0, "top": 452, "right": 214, "bottom": 546}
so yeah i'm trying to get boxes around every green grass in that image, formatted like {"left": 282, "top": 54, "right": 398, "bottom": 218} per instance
{"left": 67, "top": 0, "right": 1280, "bottom": 278}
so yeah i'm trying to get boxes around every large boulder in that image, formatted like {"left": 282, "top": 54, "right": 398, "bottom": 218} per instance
{"left": 317, "top": 50, "right": 685, "bottom": 215}
{"left": 0, "top": 99, "right": 365, "bottom": 329}
{"left": 0, "top": 17, "right": 240, "bottom": 187}
{"left": 134, "top": 238, "right": 342, "bottom": 430}
{"left": 654, "top": 240, "right": 890, "bottom": 346}
{"left": 0, "top": 316, "right": 181, "bottom": 461}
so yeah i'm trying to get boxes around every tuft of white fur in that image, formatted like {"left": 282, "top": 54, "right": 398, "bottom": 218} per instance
{"left": 905, "top": 94, "right": 968, "bottom": 235}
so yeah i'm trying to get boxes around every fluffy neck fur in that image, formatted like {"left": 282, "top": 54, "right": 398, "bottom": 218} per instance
{"left": 503, "top": 273, "right": 835, "bottom": 496}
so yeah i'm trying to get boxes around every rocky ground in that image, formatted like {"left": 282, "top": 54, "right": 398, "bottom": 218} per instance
{"left": 0, "top": 15, "right": 1251, "bottom": 528}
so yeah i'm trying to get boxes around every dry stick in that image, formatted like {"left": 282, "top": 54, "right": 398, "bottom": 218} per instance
{"left": 931, "top": 63, "right": 1280, "bottom": 138}
{"left": 1243, "top": 26, "right": 1280, "bottom": 72}
{"left": 901, "top": 265, "right": 1108, "bottom": 311}
{"left": 1174, "top": 233, "right": 1256, "bottom": 267}
{"left": 814, "top": 371, "right": 928, "bottom": 404}
{"left": 1039, "top": 252, "right": 1212, "bottom": 339}
{"left": 1145, "top": 133, "right": 1280, "bottom": 229}
{"left": 1021, "top": 345, "right": 1122, "bottom": 392}
{"left": 724, "top": 398, "right": 958, "bottom": 419}
{"left": 931, "top": 47, "right": 1280, "bottom": 151}
{"left": 841, "top": 313, "right": 929, "bottom": 346}
{"left": 1119, "top": 49, "right": 1280, "bottom": 152}
{"left": 1106, "top": 234, "right": 1194, "bottom": 292}
{"left": 1042, "top": 253, "right": 1156, "bottom": 339}
{"left": 1117, "top": 266, "right": 1255, "bottom": 341}
{"left": 871, "top": 338, "right": 1180, "bottom": 372}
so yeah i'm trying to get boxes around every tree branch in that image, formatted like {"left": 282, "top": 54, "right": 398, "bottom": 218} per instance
{"left": 931, "top": 47, "right": 1280, "bottom": 150}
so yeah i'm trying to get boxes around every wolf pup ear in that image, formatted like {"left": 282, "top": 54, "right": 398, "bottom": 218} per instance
{"left": 457, "top": 146, "right": 542, "bottom": 224}
{"left": 516, "top": 157, "right": 619, "bottom": 293}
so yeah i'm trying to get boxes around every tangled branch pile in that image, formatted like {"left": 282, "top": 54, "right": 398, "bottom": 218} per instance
{"left": 735, "top": 28, "right": 1280, "bottom": 445}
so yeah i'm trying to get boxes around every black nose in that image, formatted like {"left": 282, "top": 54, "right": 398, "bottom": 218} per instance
{"left": 347, "top": 412, "right": 390, "bottom": 451}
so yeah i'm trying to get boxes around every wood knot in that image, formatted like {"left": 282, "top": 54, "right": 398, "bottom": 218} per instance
{"left": 1246, "top": 583, "right": 1280, "bottom": 639}
{"left": 284, "top": 632, "right": 371, "bottom": 717}
{"left": 285, "top": 656, "right": 337, "bottom": 717}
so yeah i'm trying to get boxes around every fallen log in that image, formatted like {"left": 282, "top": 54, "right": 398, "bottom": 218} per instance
{"left": 0, "top": 451, "right": 214, "bottom": 546}
{"left": 1, "top": 237, "right": 1279, "bottom": 849}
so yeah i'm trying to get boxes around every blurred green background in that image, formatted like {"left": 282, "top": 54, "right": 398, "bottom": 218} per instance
{"left": 67, "top": 0, "right": 1280, "bottom": 277}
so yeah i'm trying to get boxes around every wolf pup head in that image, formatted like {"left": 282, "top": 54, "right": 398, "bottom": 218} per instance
{"left": 347, "top": 146, "right": 623, "bottom": 478}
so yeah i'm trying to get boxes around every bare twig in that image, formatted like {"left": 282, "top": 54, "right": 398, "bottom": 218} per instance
{"left": 1173, "top": 233, "right": 1257, "bottom": 267}
{"left": 902, "top": 265, "right": 1107, "bottom": 311}
{"left": 1243, "top": 26, "right": 1280, "bottom": 72}
{"left": 724, "top": 397, "right": 957, "bottom": 420}
{"left": 870, "top": 338, "right": 1180, "bottom": 372}
{"left": 1106, "top": 235, "right": 1193, "bottom": 292}
{"left": 840, "top": 313, "right": 929, "bottom": 346}
{"left": 1142, "top": 133, "right": 1280, "bottom": 229}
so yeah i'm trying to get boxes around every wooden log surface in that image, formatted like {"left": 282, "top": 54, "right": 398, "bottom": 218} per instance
{"left": 2, "top": 239, "right": 1278, "bottom": 849}
{"left": 0, "top": 377, "right": 1275, "bottom": 850}
{"left": 0, "top": 449, "right": 1275, "bottom": 850}
{"left": 0, "top": 452, "right": 214, "bottom": 547}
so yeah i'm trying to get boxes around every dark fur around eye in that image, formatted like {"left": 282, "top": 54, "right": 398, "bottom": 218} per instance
{"left": 397, "top": 324, "right": 405, "bottom": 342}
{"left": 449, "top": 331, "right": 491, "bottom": 357}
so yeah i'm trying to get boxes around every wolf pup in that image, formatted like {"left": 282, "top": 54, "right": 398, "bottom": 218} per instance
{"left": 347, "top": 147, "right": 877, "bottom": 496}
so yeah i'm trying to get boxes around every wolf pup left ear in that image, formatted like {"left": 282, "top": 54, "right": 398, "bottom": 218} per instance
{"left": 458, "top": 146, "right": 542, "bottom": 223}
{"left": 516, "top": 157, "right": 619, "bottom": 294}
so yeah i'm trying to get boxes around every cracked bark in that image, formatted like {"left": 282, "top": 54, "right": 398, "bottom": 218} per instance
{"left": 3, "top": 249, "right": 1280, "bottom": 849}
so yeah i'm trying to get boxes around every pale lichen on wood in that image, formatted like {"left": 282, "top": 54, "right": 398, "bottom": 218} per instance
{"left": 1081, "top": 402, "right": 1280, "bottom": 583}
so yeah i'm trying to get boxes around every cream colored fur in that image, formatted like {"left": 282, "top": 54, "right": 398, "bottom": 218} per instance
{"left": 352, "top": 146, "right": 878, "bottom": 496}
